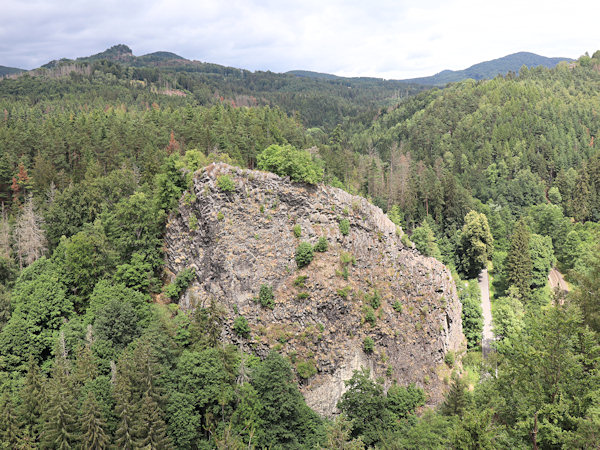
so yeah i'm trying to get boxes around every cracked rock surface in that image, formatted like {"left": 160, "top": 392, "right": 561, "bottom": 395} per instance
{"left": 165, "top": 163, "right": 465, "bottom": 416}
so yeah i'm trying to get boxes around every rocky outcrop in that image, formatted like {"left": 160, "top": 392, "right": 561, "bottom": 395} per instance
{"left": 165, "top": 163, "right": 464, "bottom": 416}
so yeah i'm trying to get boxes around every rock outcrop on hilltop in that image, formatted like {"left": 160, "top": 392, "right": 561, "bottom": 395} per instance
{"left": 165, "top": 163, "right": 464, "bottom": 416}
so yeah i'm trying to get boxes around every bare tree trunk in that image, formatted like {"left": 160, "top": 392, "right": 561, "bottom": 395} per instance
{"left": 14, "top": 195, "right": 47, "bottom": 268}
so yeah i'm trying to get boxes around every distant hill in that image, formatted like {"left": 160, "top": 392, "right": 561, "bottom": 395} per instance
{"left": 42, "top": 44, "right": 188, "bottom": 68}
{"left": 402, "top": 52, "right": 572, "bottom": 85}
{"left": 286, "top": 70, "right": 341, "bottom": 80}
{"left": 0, "top": 65, "right": 24, "bottom": 77}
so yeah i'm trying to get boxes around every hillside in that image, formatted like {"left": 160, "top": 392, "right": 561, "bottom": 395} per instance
{"left": 0, "top": 43, "right": 600, "bottom": 448}
{"left": 402, "top": 51, "right": 572, "bottom": 85}
{"left": 0, "top": 65, "right": 23, "bottom": 77}
{"left": 8, "top": 44, "right": 426, "bottom": 130}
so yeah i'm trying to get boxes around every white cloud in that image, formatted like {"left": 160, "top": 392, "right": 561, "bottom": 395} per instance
{"left": 0, "top": 0, "right": 597, "bottom": 78}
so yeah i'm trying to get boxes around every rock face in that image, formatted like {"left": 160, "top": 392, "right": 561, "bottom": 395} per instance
{"left": 165, "top": 163, "right": 464, "bottom": 416}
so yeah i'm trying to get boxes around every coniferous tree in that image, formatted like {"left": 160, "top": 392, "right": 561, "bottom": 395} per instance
{"left": 41, "top": 352, "right": 78, "bottom": 449}
{"left": 0, "top": 391, "right": 20, "bottom": 448}
{"left": 113, "top": 370, "right": 136, "bottom": 450}
{"left": 506, "top": 218, "right": 533, "bottom": 299}
{"left": 13, "top": 195, "right": 46, "bottom": 269}
{"left": 18, "top": 356, "right": 45, "bottom": 444}
{"left": 441, "top": 376, "right": 471, "bottom": 417}
{"left": 133, "top": 391, "right": 171, "bottom": 450}
{"left": 79, "top": 392, "right": 109, "bottom": 450}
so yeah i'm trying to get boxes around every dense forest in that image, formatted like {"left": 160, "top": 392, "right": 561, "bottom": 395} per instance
{"left": 0, "top": 46, "right": 599, "bottom": 448}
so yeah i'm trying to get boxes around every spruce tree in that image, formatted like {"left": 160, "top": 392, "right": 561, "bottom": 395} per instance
{"left": 133, "top": 391, "right": 171, "bottom": 450}
{"left": 506, "top": 218, "right": 532, "bottom": 299}
{"left": 41, "top": 354, "right": 77, "bottom": 450}
{"left": 441, "top": 376, "right": 471, "bottom": 417}
{"left": 18, "top": 356, "right": 44, "bottom": 444}
{"left": 79, "top": 392, "right": 109, "bottom": 450}
{"left": 0, "top": 391, "right": 20, "bottom": 448}
{"left": 114, "top": 361, "right": 136, "bottom": 450}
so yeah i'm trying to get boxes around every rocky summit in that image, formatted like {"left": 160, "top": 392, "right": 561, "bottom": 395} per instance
{"left": 165, "top": 163, "right": 464, "bottom": 416}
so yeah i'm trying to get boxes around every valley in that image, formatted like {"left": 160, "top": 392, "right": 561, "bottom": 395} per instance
{"left": 0, "top": 44, "right": 598, "bottom": 448}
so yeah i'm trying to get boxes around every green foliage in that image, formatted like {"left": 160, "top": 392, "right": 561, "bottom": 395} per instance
{"left": 401, "top": 233, "right": 413, "bottom": 248}
{"left": 459, "top": 279, "right": 483, "bottom": 349}
{"left": 337, "top": 286, "right": 351, "bottom": 299}
{"left": 339, "top": 251, "right": 356, "bottom": 266}
{"left": 52, "top": 222, "right": 117, "bottom": 307}
{"left": 314, "top": 236, "right": 328, "bottom": 252}
{"left": 363, "top": 307, "right": 376, "bottom": 326}
{"left": 493, "top": 287, "right": 525, "bottom": 341}
{"left": 392, "top": 300, "right": 403, "bottom": 313}
{"left": 548, "top": 186, "right": 562, "bottom": 204}
{"left": 257, "top": 144, "right": 323, "bottom": 184}
{"left": 506, "top": 218, "right": 532, "bottom": 299}
{"left": 296, "top": 360, "right": 317, "bottom": 379}
{"left": 411, "top": 220, "right": 442, "bottom": 259}
{"left": 441, "top": 375, "right": 471, "bottom": 417}
{"left": 114, "top": 252, "right": 156, "bottom": 292}
{"left": 295, "top": 242, "right": 314, "bottom": 268}
{"left": 529, "top": 233, "right": 555, "bottom": 289}
{"left": 458, "top": 211, "right": 494, "bottom": 278}
{"left": 363, "top": 336, "right": 375, "bottom": 353}
{"left": 216, "top": 174, "right": 236, "bottom": 192}
{"left": 366, "top": 289, "right": 381, "bottom": 309}
{"left": 386, "top": 383, "right": 426, "bottom": 420}
{"left": 164, "top": 267, "right": 195, "bottom": 301}
{"left": 79, "top": 391, "right": 109, "bottom": 449}
{"left": 293, "top": 275, "right": 308, "bottom": 287}
{"left": 571, "top": 247, "right": 600, "bottom": 332}
{"left": 292, "top": 224, "right": 301, "bottom": 238}
{"left": 252, "top": 352, "right": 325, "bottom": 448}
{"left": 258, "top": 284, "right": 274, "bottom": 309}
{"left": 233, "top": 316, "right": 250, "bottom": 338}
{"left": 444, "top": 351, "right": 455, "bottom": 367}
{"left": 339, "top": 218, "right": 350, "bottom": 236}
{"left": 337, "top": 367, "right": 397, "bottom": 447}
{"left": 0, "top": 258, "right": 72, "bottom": 369}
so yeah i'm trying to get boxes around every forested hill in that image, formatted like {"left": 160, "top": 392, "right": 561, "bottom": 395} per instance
{"left": 12, "top": 44, "right": 426, "bottom": 129}
{"left": 402, "top": 51, "right": 572, "bottom": 85}
{"left": 1, "top": 45, "right": 600, "bottom": 449}
{"left": 342, "top": 51, "right": 600, "bottom": 273}
{"left": 0, "top": 65, "right": 23, "bottom": 77}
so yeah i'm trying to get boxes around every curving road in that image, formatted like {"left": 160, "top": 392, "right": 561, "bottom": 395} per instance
{"left": 478, "top": 269, "right": 494, "bottom": 358}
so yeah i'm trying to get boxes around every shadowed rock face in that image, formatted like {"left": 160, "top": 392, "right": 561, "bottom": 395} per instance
{"left": 165, "top": 163, "right": 464, "bottom": 416}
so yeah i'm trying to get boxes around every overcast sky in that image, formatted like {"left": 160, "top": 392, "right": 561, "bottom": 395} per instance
{"left": 1, "top": 0, "right": 598, "bottom": 79}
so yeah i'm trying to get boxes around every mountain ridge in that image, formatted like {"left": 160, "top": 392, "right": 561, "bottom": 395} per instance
{"left": 402, "top": 51, "right": 572, "bottom": 85}
{"left": 0, "top": 65, "right": 24, "bottom": 77}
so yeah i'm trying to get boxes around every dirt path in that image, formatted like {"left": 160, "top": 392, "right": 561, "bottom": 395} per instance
{"left": 548, "top": 268, "right": 569, "bottom": 292}
{"left": 478, "top": 269, "right": 494, "bottom": 358}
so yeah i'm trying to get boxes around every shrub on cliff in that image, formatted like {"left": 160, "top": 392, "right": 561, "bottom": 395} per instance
{"left": 164, "top": 268, "right": 195, "bottom": 300}
{"left": 339, "top": 218, "right": 350, "bottom": 236}
{"left": 233, "top": 316, "right": 250, "bottom": 338}
{"left": 216, "top": 174, "right": 235, "bottom": 192}
{"left": 295, "top": 242, "right": 314, "bottom": 268}
{"left": 257, "top": 144, "right": 323, "bottom": 184}
{"left": 258, "top": 284, "right": 275, "bottom": 309}
{"left": 314, "top": 236, "right": 328, "bottom": 252}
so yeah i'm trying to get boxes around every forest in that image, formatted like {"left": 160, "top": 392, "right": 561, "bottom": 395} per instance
{"left": 0, "top": 47, "right": 599, "bottom": 449}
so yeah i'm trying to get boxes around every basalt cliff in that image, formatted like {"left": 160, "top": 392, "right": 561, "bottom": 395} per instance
{"left": 165, "top": 163, "right": 464, "bottom": 416}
